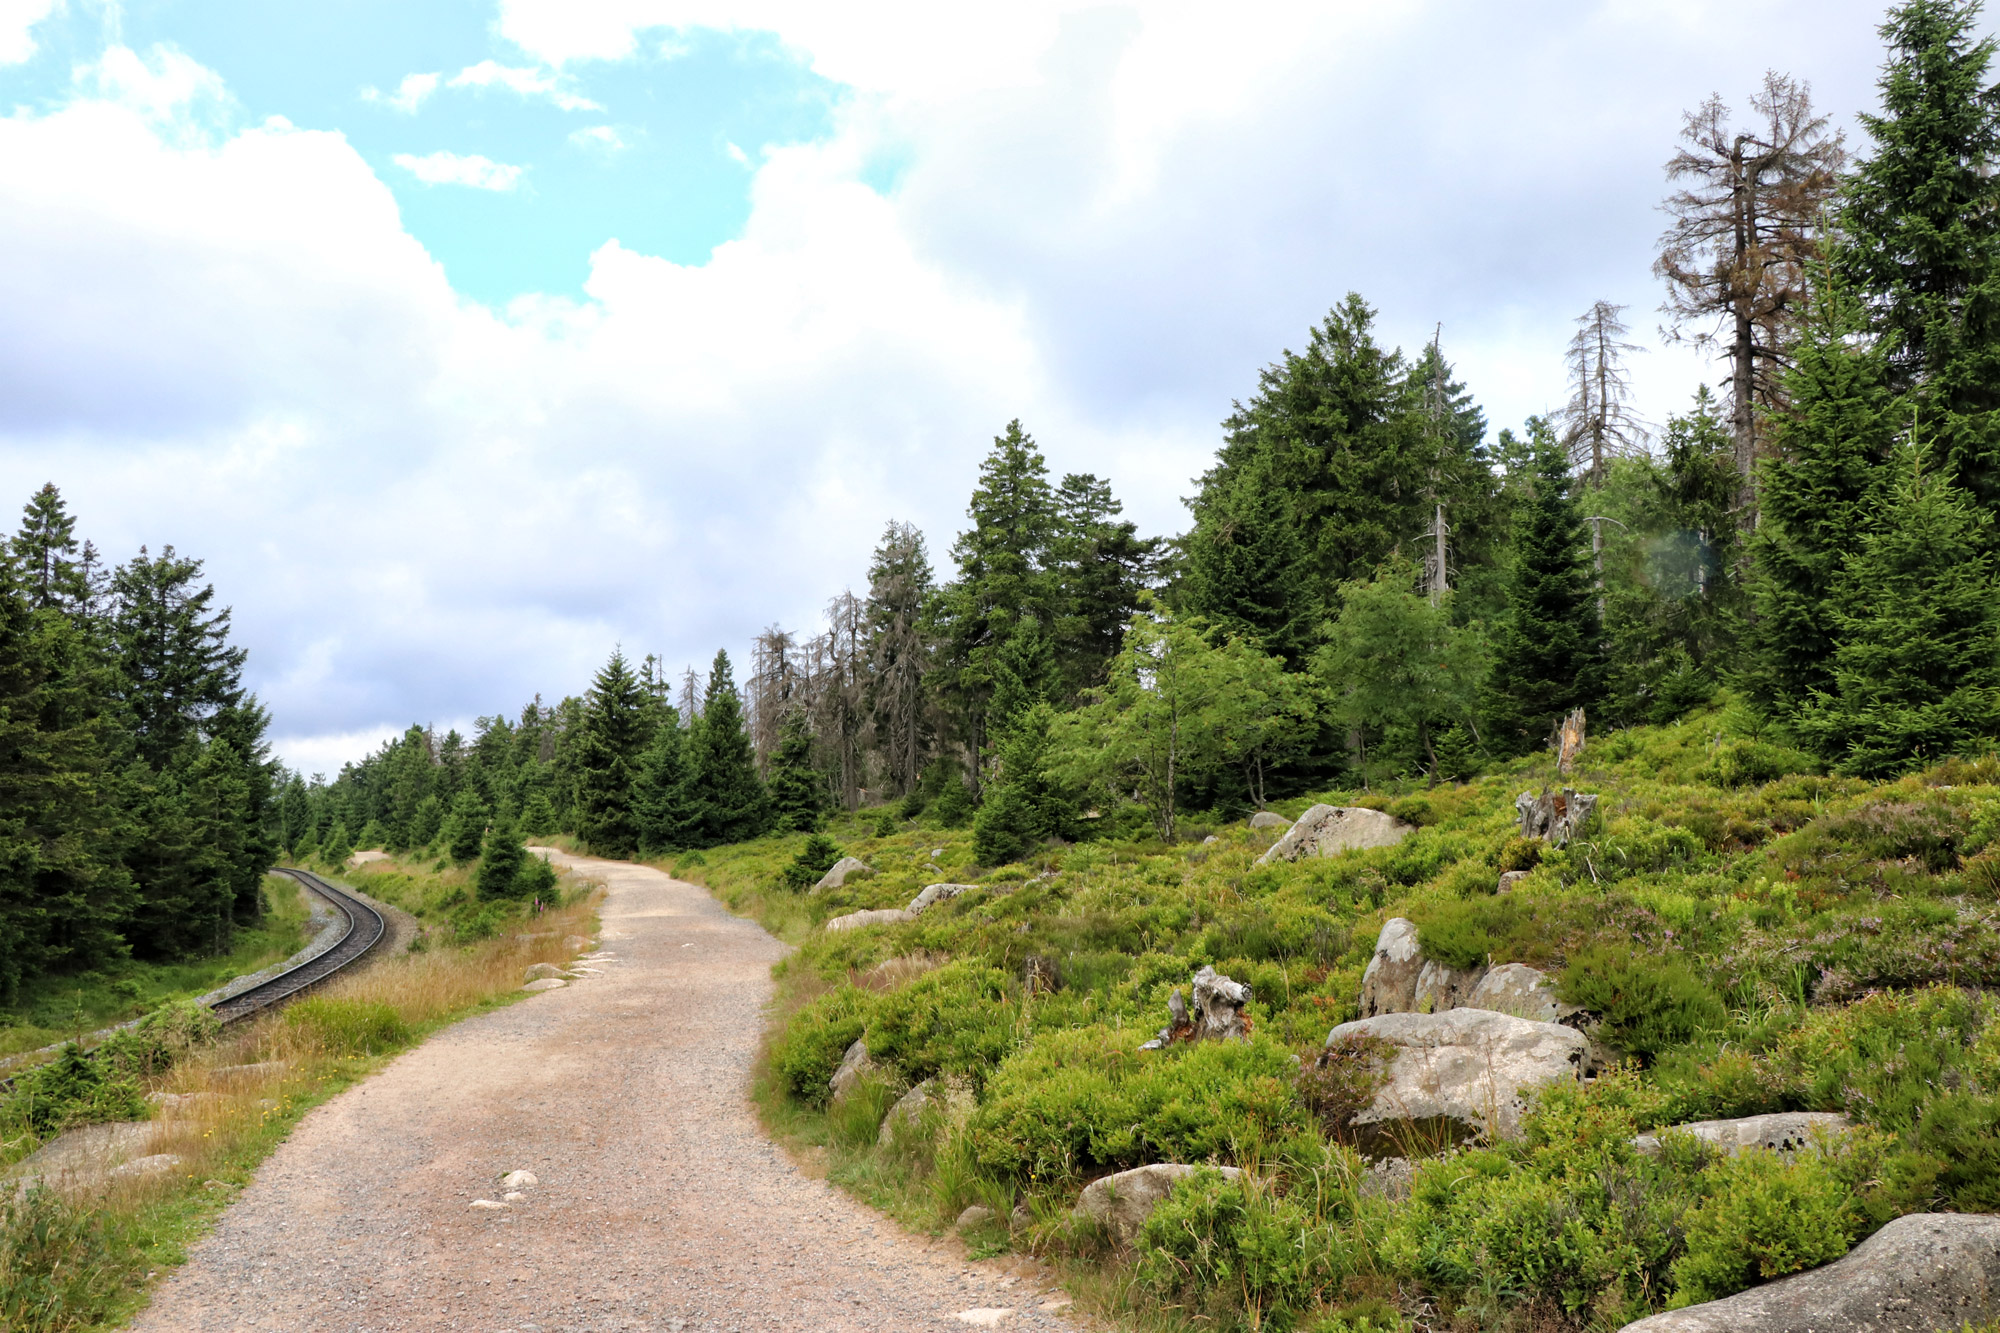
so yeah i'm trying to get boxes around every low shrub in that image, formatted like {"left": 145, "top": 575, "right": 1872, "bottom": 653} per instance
{"left": 1296, "top": 1034, "right": 1391, "bottom": 1143}
{"left": 1702, "top": 739, "right": 1819, "bottom": 788}
{"left": 97, "top": 999, "right": 221, "bottom": 1078}
{"left": 1813, "top": 799, "right": 1968, "bottom": 872}
{"left": 0, "top": 1186, "right": 127, "bottom": 1333}
{"left": 972, "top": 1029, "right": 1308, "bottom": 1181}
{"left": 769, "top": 986, "right": 875, "bottom": 1108}
{"left": 1557, "top": 945, "right": 1724, "bottom": 1058}
{"left": 1909, "top": 1091, "right": 2000, "bottom": 1211}
{"left": 865, "top": 962, "right": 1016, "bottom": 1088}
{"left": 1135, "top": 1167, "right": 1350, "bottom": 1332}
{"left": 282, "top": 997, "right": 412, "bottom": 1056}
{"left": 1667, "top": 1148, "right": 1857, "bottom": 1306}
{"left": 2, "top": 1044, "right": 147, "bottom": 1137}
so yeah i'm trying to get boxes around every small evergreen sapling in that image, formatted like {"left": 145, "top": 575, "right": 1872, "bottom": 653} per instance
{"left": 444, "top": 790, "right": 486, "bottom": 863}
{"left": 766, "top": 711, "right": 828, "bottom": 834}
{"left": 476, "top": 814, "right": 528, "bottom": 899}
{"left": 782, "top": 833, "right": 844, "bottom": 889}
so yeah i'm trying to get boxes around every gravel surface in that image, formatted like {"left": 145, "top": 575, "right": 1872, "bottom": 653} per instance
{"left": 130, "top": 852, "right": 1088, "bottom": 1333}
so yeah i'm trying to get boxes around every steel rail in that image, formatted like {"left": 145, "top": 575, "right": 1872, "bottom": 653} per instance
{"left": 206, "top": 868, "right": 387, "bottom": 1024}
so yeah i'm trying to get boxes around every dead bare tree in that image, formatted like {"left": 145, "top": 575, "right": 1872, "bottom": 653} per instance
{"left": 1656, "top": 70, "right": 1844, "bottom": 500}
{"left": 747, "top": 625, "right": 800, "bottom": 775}
{"left": 1563, "top": 301, "right": 1650, "bottom": 486}
{"left": 809, "top": 591, "right": 867, "bottom": 811}
{"left": 865, "top": 521, "right": 933, "bottom": 796}
{"left": 678, "top": 667, "right": 703, "bottom": 727}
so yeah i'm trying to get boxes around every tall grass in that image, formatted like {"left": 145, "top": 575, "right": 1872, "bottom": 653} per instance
{"left": 0, "top": 876, "right": 600, "bottom": 1333}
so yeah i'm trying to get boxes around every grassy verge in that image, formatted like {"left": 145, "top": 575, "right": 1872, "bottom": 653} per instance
{"left": 0, "top": 861, "right": 601, "bottom": 1333}
{"left": 0, "top": 878, "right": 316, "bottom": 1062}
{"left": 675, "top": 698, "right": 2000, "bottom": 1333}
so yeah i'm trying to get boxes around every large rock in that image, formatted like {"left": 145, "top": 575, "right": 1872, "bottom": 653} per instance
{"left": 907, "top": 883, "right": 978, "bottom": 915}
{"left": 1465, "top": 963, "right": 1572, "bottom": 1024}
{"left": 1411, "top": 958, "right": 1485, "bottom": 1014}
{"left": 1618, "top": 1213, "right": 2000, "bottom": 1333}
{"left": 524, "top": 962, "right": 567, "bottom": 982}
{"left": 878, "top": 1077, "right": 975, "bottom": 1145}
{"left": 1248, "top": 811, "right": 1291, "bottom": 830}
{"left": 1326, "top": 1009, "right": 1587, "bottom": 1149}
{"left": 825, "top": 907, "right": 915, "bottom": 933}
{"left": 1633, "top": 1112, "right": 1851, "bottom": 1159}
{"left": 814, "top": 857, "right": 873, "bottom": 891}
{"left": 828, "top": 1039, "right": 881, "bottom": 1105}
{"left": 1358, "top": 919, "right": 1425, "bottom": 1017}
{"left": 1257, "top": 804, "right": 1414, "bottom": 864}
{"left": 1075, "top": 1164, "right": 1243, "bottom": 1243}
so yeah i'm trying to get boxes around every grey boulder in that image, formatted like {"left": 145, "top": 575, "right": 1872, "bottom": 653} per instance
{"left": 1358, "top": 918, "right": 1424, "bottom": 1017}
{"left": 1465, "top": 962, "right": 1573, "bottom": 1024}
{"left": 1618, "top": 1212, "right": 2000, "bottom": 1332}
{"left": 1257, "top": 804, "right": 1413, "bottom": 864}
{"left": 814, "top": 857, "right": 873, "bottom": 891}
{"left": 906, "top": 883, "right": 978, "bottom": 915}
{"left": 828, "top": 1039, "right": 882, "bottom": 1106}
{"left": 1633, "top": 1112, "right": 1851, "bottom": 1158}
{"left": 523, "top": 962, "right": 567, "bottom": 982}
{"left": 1411, "top": 958, "right": 1485, "bottom": 1014}
{"left": 877, "top": 1076, "right": 975, "bottom": 1145}
{"left": 1076, "top": 1164, "right": 1242, "bottom": 1243}
{"left": 825, "top": 907, "right": 914, "bottom": 933}
{"left": 1326, "top": 1009, "right": 1587, "bottom": 1147}
{"left": 1248, "top": 811, "right": 1291, "bottom": 830}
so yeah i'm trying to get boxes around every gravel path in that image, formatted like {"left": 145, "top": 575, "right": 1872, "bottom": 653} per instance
{"left": 130, "top": 852, "right": 1086, "bottom": 1333}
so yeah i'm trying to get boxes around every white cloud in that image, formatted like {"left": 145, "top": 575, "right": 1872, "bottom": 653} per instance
{"left": 362, "top": 71, "right": 441, "bottom": 114}
{"left": 724, "top": 140, "right": 748, "bottom": 166}
{"left": 0, "top": 4, "right": 1911, "bottom": 773}
{"left": 569, "top": 124, "right": 627, "bottom": 151}
{"left": 449, "top": 59, "right": 602, "bottom": 112}
{"left": 392, "top": 150, "right": 525, "bottom": 190}
{"left": 0, "top": 0, "right": 55, "bottom": 65}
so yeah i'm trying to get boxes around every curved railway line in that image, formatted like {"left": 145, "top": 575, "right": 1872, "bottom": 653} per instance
{"left": 207, "top": 868, "right": 387, "bottom": 1024}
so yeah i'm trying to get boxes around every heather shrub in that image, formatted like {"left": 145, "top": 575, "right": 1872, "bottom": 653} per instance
{"left": 1558, "top": 944, "right": 1725, "bottom": 1058}
{"left": 1667, "top": 1148, "right": 1857, "bottom": 1305}
{"left": 1135, "top": 1168, "right": 1350, "bottom": 1332}
{"left": 769, "top": 985, "right": 876, "bottom": 1107}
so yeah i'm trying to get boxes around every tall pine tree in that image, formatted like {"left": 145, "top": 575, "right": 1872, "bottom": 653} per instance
{"left": 1484, "top": 426, "right": 1601, "bottom": 752}
{"left": 632, "top": 708, "right": 693, "bottom": 853}
{"left": 686, "top": 650, "right": 770, "bottom": 847}
{"left": 572, "top": 650, "right": 650, "bottom": 857}
{"left": 765, "top": 711, "right": 827, "bottom": 834}
{"left": 1797, "top": 433, "right": 2000, "bottom": 774}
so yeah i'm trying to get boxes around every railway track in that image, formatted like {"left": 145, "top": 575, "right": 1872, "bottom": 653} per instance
{"left": 208, "top": 868, "right": 387, "bottom": 1024}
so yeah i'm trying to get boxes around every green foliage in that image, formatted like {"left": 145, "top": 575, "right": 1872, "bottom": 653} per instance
{"left": 1701, "top": 738, "right": 1820, "bottom": 787}
{"left": 573, "top": 649, "right": 651, "bottom": 856}
{"left": 516, "top": 850, "right": 560, "bottom": 903}
{"left": 684, "top": 650, "right": 772, "bottom": 847}
{"left": 1667, "top": 1149, "right": 1857, "bottom": 1306}
{"left": 1558, "top": 945, "right": 1725, "bottom": 1058}
{"left": 972, "top": 1029, "right": 1308, "bottom": 1180}
{"left": 781, "top": 833, "right": 843, "bottom": 890}
{"left": 283, "top": 996, "right": 412, "bottom": 1055}
{"left": 0, "top": 1185, "right": 126, "bottom": 1333}
{"left": 519, "top": 789, "right": 558, "bottom": 839}
{"left": 442, "top": 790, "right": 484, "bottom": 863}
{"left": 973, "top": 702, "right": 1074, "bottom": 864}
{"left": 2, "top": 1043, "right": 146, "bottom": 1136}
{"left": 767, "top": 711, "right": 828, "bottom": 834}
{"left": 475, "top": 814, "right": 528, "bottom": 899}
{"left": 769, "top": 986, "right": 875, "bottom": 1108}
{"left": 866, "top": 961, "right": 1016, "bottom": 1088}
{"left": 95, "top": 999, "right": 219, "bottom": 1079}
{"left": 1135, "top": 1168, "right": 1350, "bottom": 1332}
{"left": 1484, "top": 422, "right": 1601, "bottom": 752}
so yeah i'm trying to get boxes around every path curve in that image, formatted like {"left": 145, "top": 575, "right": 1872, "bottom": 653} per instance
{"left": 130, "top": 852, "right": 1082, "bottom": 1333}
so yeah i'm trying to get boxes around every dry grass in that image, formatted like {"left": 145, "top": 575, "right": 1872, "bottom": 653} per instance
{"left": 1, "top": 882, "right": 601, "bottom": 1333}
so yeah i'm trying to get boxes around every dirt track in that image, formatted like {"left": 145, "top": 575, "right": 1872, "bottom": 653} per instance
{"left": 129, "top": 852, "right": 1082, "bottom": 1333}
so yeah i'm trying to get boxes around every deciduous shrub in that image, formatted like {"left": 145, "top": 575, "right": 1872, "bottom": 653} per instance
{"left": 1135, "top": 1168, "right": 1350, "bottom": 1332}
{"left": 97, "top": 1000, "right": 220, "bottom": 1078}
{"left": 1, "top": 1044, "right": 147, "bottom": 1137}
{"left": 971, "top": 1028, "right": 1307, "bottom": 1180}
{"left": 769, "top": 985, "right": 875, "bottom": 1108}
{"left": 1667, "top": 1148, "right": 1857, "bottom": 1306}
{"left": 865, "top": 961, "right": 1015, "bottom": 1088}
{"left": 1557, "top": 944, "right": 1724, "bottom": 1058}
{"left": 1701, "top": 739, "right": 1819, "bottom": 788}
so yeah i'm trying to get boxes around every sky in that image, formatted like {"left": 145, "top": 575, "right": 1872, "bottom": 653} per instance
{"left": 0, "top": 0, "right": 1937, "bottom": 777}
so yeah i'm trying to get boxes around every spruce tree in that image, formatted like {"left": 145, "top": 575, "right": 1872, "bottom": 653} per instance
{"left": 476, "top": 813, "right": 528, "bottom": 899}
{"left": 572, "top": 649, "right": 650, "bottom": 857}
{"left": 686, "top": 650, "right": 771, "bottom": 846}
{"left": 1743, "top": 281, "right": 1896, "bottom": 721}
{"left": 1797, "top": 435, "right": 2000, "bottom": 774}
{"left": 443, "top": 791, "right": 485, "bottom": 863}
{"left": 1181, "top": 454, "right": 1312, "bottom": 663}
{"left": 632, "top": 713, "right": 693, "bottom": 853}
{"left": 1046, "top": 472, "right": 1159, "bottom": 695}
{"left": 520, "top": 789, "right": 558, "bottom": 840}
{"left": 1484, "top": 427, "right": 1602, "bottom": 753}
{"left": 1843, "top": 0, "right": 2000, "bottom": 524}
{"left": 279, "top": 774, "right": 310, "bottom": 853}
{"left": 765, "top": 711, "right": 826, "bottom": 834}
{"left": 11, "top": 484, "right": 90, "bottom": 614}
{"left": 972, "top": 702, "right": 1070, "bottom": 865}
{"left": 322, "top": 818, "right": 354, "bottom": 867}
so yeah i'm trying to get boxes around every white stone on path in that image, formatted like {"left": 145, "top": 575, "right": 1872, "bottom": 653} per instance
{"left": 501, "top": 1171, "right": 538, "bottom": 1189}
{"left": 502, "top": 1192, "right": 526, "bottom": 1202}
{"left": 469, "top": 1199, "right": 508, "bottom": 1210}
{"left": 953, "top": 1310, "right": 1013, "bottom": 1326}
{"left": 521, "top": 978, "right": 567, "bottom": 992}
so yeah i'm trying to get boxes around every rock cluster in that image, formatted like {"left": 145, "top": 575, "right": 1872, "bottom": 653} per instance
{"left": 1075, "top": 1163, "right": 1243, "bottom": 1242}
{"left": 1257, "top": 804, "right": 1413, "bottom": 865}
{"left": 1327, "top": 1008, "right": 1589, "bottom": 1148}
{"left": 1248, "top": 811, "right": 1291, "bottom": 830}
{"left": 1632, "top": 1111, "right": 1851, "bottom": 1158}
{"left": 879, "top": 1077, "right": 976, "bottom": 1145}
{"left": 1139, "top": 965, "right": 1252, "bottom": 1049}
{"left": 828, "top": 1038, "right": 879, "bottom": 1105}
{"left": 1358, "top": 918, "right": 1578, "bottom": 1026}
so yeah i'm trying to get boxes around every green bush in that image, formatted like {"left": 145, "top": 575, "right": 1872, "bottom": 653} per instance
{"left": 1702, "top": 739, "right": 1819, "bottom": 788}
{"left": 283, "top": 997, "right": 411, "bottom": 1055}
{"left": 1814, "top": 799, "right": 1968, "bottom": 872}
{"left": 2, "top": 1045, "right": 147, "bottom": 1137}
{"left": 770, "top": 986, "right": 876, "bottom": 1108}
{"left": 1135, "top": 1167, "right": 1349, "bottom": 1332}
{"left": 1668, "top": 1149, "right": 1857, "bottom": 1306}
{"left": 1557, "top": 944, "right": 1724, "bottom": 1058}
{"left": 972, "top": 1028, "right": 1308, "bottom": 1180}
{"left": 865, "top": 961, "right": 1016, "bottom": 1088}
{"left": 931, "top": 780, "right": 974, "bottom": 830}
{"left": 1910, "top": 1092, "right": 2000, "bottom": 1211}
{"left": 96, "top": 1000, "right": 220, "bottom": 1079}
